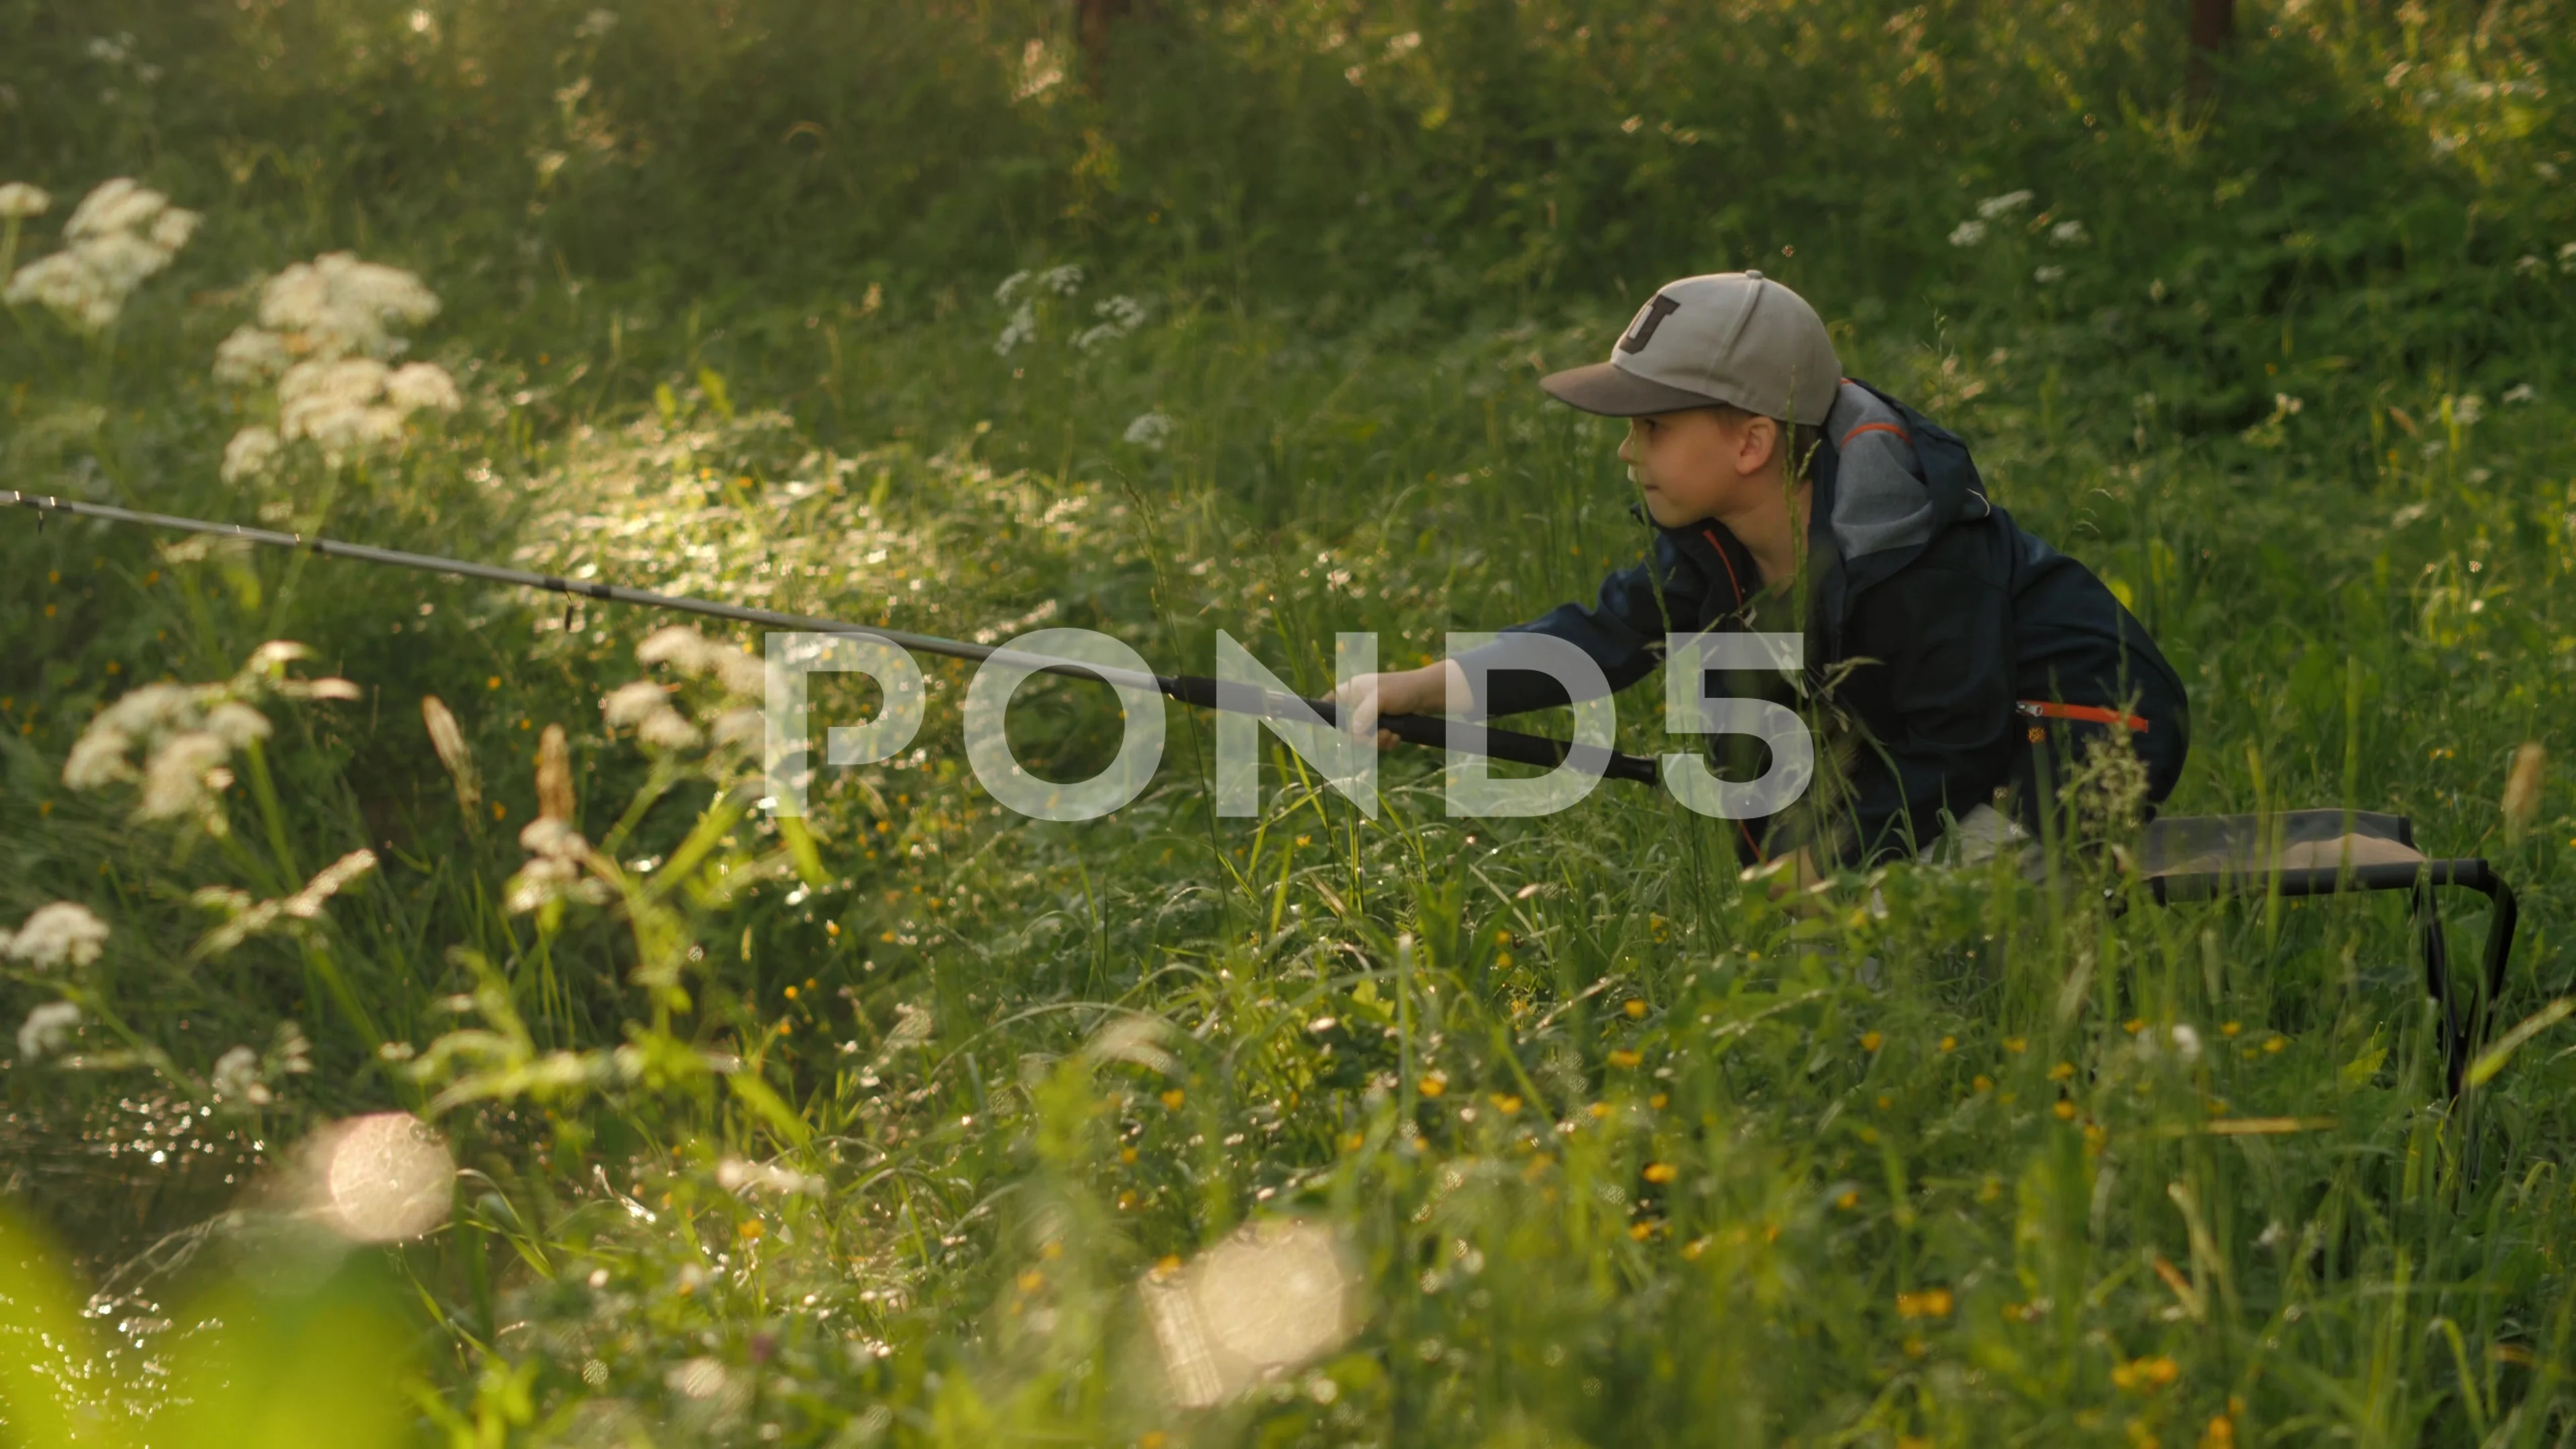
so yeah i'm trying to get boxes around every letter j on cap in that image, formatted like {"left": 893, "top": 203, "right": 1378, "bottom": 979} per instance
{"left": 1617, "top": 294, "right": 1682, "bottom": 355}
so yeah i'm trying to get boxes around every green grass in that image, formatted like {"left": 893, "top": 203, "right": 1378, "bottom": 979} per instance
{"left": 3, "top": 0, "right": 2576, "bottom": 1444}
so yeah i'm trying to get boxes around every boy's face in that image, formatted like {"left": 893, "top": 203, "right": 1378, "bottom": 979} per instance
{"left": 1616, "top": 408, "right": 1787, "bottom": 529}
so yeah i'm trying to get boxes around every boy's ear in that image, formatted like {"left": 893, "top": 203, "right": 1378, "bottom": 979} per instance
{"left": 1735, "top": 414, "right": 1782, "bottom": 472}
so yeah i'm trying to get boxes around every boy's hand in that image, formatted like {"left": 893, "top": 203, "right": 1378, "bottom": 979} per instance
{"left": 1331, "top": 660, "right": 1468, "bottom": 750}
{"left": 1744, "top": 847, "right": 1829, "bottom": 912}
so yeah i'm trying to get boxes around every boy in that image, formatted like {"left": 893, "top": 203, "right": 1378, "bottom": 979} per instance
{"left": 1337, "top": 270, "right": 2189, "bottom": 880}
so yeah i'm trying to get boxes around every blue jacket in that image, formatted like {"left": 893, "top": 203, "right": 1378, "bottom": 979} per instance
{"left": 1458, "top": 379, "right": 2190, "bottom": 865}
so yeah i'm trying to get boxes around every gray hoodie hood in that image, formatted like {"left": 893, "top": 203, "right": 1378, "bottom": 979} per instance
{"left": 1823, "top": 380, "right": 1968, "bottom": 561}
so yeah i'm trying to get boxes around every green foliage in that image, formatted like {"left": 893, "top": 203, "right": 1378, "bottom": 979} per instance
{"left": 0, "top": 1208, "right": 411, "bottom": 1448}
{"left": 3, "top": 0, "right": 2576, "bottom": 1445}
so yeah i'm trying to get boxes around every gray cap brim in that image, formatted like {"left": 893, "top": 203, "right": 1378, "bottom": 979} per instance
{"left": 1538, "top": 362, "right": 1723, "bottom": 417}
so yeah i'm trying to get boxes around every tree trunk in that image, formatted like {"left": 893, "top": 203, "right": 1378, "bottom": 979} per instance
{"left": 2187, "top": 0, "right": 2233, "bottom": 100}
{"left": 1077, "top": 0, "right": 1131, "bottom": 91}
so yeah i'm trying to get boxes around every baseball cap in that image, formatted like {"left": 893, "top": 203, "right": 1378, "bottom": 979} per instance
{"left": 1541, "top": 271, "right": 1842, "bottom": 426}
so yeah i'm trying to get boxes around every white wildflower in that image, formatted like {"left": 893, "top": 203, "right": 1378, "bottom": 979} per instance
{"left": 710, "top": 649, "right": 766, "bottom": 700}
{"left": 66, "top": 681, "right": 205, "bottom": 791}
{"left": 148, "top": 207, "right": 200, "bottom": 252}
{"left": 64, "top": 177, "right": 168, "bottom": 239}
{"left": 315, "top": 254, "right": 439, "bottom": 327}
{"left": 624, "top": 626, "right": 759, "bottom": 706}
{"left": 637, "top": 625, "right": 720, "bottom": 674}
{"left": 576, "top": 7, "right": 619, "bottom": 38}
{"left": 5, "top": 176, "right": 199, "bottom": 331}
{"left": 384, "top": 361, "right": 461, "bottom": 413}
{"left": 213, "top": 325, "right": 293, "bottom": 384}
{"left": 2169, "top": 1023, "right": 2202, "bottom": 1063}
{"left": 2503, "top": 383, "right": 2536, "bottom": 405}
{"left": 1097, "top": 295, "right": 1146, "bottom": 330}
{"left": 994, "top": 269, "right": 1032, "bottom": 305}
{"left": 1123, "top": 411, "right": 1174, "bottom": 448}
{"left": 138, "top": 731, "right": 231, "bottom": 820}
{"left": 220, "top": 426, "right": 281, "bottom": 484}
{"left": 1039, "top": 263, "right": 1083, "bottom": 296}
{"left": 2518, "top": 255, "right": 2545, "bottom": 276}
{"left": 258, "top": 252, "right": 439, "bottom": 362}
{"left": 245, "top": 641, "right": 313, "bottom": 672}
{"left": 205, "top": 701, "right": 273, "bottom": 749}
{"left": 17, "top": 1002, "right": 81, "bottom": 1061}
{"left": 75, "top": 229, "right": 172, "bottom": 292}
{"left": 1976, "top": 189, "right": 2035, "bottom": 219}
{"left": 0, "top": 182, "right": 50, "bottom": 219}
{"left": 710, "top": 708, "right": 763, "bottom": 751}
{"left": 1947, "top": 219, "right": 1986, "bottom": 248}
{"left": 2451, "top": 394, "right": 2485, "bottom": 427}
{"left": 519, "top": 816, "right": 588, "bottom": 859}
{"left": 7, "top": 903, "right": 110, "bottom": 970}
{"left": 1075, "top": 294, "right": 1147, "bottom": 350}
{"left": 5, "top": 252, "right": 108, "bottom": 325}
{"left": 1015, "top": 39, "right": 1065, "bottom": 99}
{"left": 508, "top": 819, "right": 599, "bottom": 914}
{"left": 637, "top": 708, "right": 704, "bottom": 751}
{"left": 2033, "top": 265, "right": 2066, "bottom": 284}
{"left": 259, "top": 263, "right": 333, "bottom": 334}
{"left": 994, "top": 301, "right": 1036, "bottom": 356}
{"left": 604, "top": 680, "right": 700, "bottom": 750}
{"left": 503, "top": 856, "right": 582, "bottom": 916}
{"left": 101, "top": 680, "right": 201, "bottom": 735}
{"left": 2049, "top": 219, "right": 2089, "bottom": 245}
{"left": 278, "top": 355, "right": 392, "bottom": 419}
{"left": 602, "top": 680, "right": 673, "bottom": 727}
{"left": 63, "top": 724, "right": 138, "bottom": 790}
{"left": 212, "top": 1044, "right": 271, "bottom": 1104}
{"left": 276, "top": 356, "right": 411, "bottom": 459}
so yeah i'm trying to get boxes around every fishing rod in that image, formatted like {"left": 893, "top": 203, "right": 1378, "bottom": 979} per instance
{"left": 4, "top": 489, "right": 1660, "bottom": 785}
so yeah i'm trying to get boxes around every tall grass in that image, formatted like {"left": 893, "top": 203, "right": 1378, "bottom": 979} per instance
{"left": 3, "top": 0, "right": 2575, "bottom": 1444}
